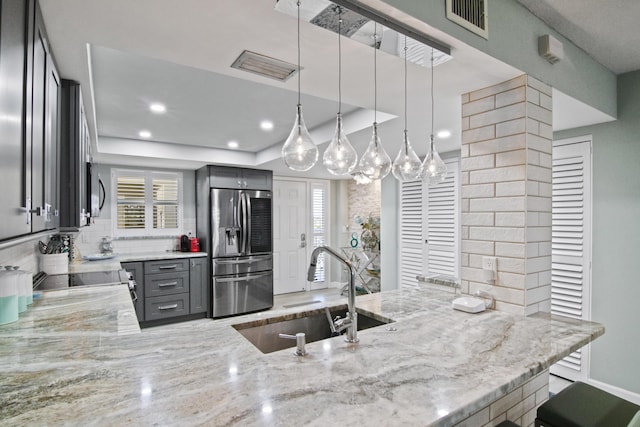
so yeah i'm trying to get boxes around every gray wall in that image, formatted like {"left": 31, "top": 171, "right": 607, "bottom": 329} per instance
{"left": 555, "top": 70, "right": 640, "bottom": 395}
{"left": 380, "top": 174, "right": 398, "bottom": 291}
{"left": 379, "top": 0, "right": 616, "bottom": 117}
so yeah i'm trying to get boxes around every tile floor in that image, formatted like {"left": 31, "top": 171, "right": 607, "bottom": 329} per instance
{"left": 273, "top": 287, "right": 574, "bottom": 396}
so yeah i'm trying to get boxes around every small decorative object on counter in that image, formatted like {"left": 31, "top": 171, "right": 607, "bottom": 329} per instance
{"left": 100, "top": 236, "right": 114, "bottom": 254}
{"left": 0, "top": 267, "right": 19, "bottom": 324}
{"left": 180, "top": 234, "right": 190, "bottom": 252}
{"left": 13, "top": 266, "right": 33, "bottom": 306}
{"left": 354, "top": 214, "right": 380, "bottom": 251}
{"left": 190, "top": 237, "right": 200, "bottom": 252}
{"left": 3, "top": 267, "right": 25, "bottom": 313}
{"left": 350, "top": 232, "right": 358, "bottom": 248}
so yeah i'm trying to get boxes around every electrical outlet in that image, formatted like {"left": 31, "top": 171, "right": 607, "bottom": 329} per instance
{"left": 482, "top": 256, "right": 497, "bottom": 272}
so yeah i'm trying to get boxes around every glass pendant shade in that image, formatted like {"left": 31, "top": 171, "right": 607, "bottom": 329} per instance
{"left": 359, "top": 123, "right": 391, "bottom": 180}
{"left": 392, "top": 130, "right": 423, "bottom": 181}
{"left": 282, "top": 104, "right": 318, "bottom": 172}
{"left": 422, "top": 135, "right": 447, "bottom": 184}
{"left": 323, "top": 113, "right": 358, "bottom": 175}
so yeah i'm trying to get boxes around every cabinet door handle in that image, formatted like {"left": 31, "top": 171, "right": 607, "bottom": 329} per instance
{"left": 158, "top": 281, "right": 178, "bottom": 288}
{"left": 158, "top": 265, "right": 178, "bottom": 270}
{"left": 158, "top": 304, "right": 178, "bottom": 310}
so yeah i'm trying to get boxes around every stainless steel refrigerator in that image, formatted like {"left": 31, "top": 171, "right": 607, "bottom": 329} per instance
{"left": 196, "top": 166, "right": 273, "bottom": 318}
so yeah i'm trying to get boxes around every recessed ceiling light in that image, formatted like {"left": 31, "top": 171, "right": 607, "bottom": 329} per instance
{"left": 260, "top": 120, "right": 274, "bottom": 131}
{"left": 437, "top": 130, "right": 452, "bottom": 139}
{"left": 149, "top": 103, "right": 166, "bottom": 113}
{"left": 139, "top": 130, "right": 152, "bottom": 138}
{"left": 227, "top": 141, "right": 239, "bottom": 149}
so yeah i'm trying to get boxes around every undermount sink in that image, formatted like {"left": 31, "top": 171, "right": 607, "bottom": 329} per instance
{"left": 232, "top": 305, "right": 394, "bottom": 354}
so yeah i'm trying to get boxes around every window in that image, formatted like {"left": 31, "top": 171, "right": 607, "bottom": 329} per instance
{"left": 310, "top": 182, "right": 328, "bottom": 283}
{"left": 112, "top": 169, "right": 182, "bottom": 236}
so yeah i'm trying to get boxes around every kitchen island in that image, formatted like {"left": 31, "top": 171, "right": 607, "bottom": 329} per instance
{"left": 0, "top": 283, "right": 603, "bottom": 426}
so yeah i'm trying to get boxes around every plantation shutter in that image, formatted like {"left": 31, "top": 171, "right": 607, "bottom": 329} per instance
{"left": 310, "top": 182, "right": 327, "bottom": 283}
{"left": 117, "top": 174, "right": 146, "bottom": 230}
{"left": 152, "top": 175, "right": 179, "bottom": 230}
{"left": 425, "top": 159, "right": 459, "bottom": 277}
{"left": 400, "top": 180, "right": 424, "bottom": 288}
{"left": 550, "top": 138, "right": 592, "bottom": 381}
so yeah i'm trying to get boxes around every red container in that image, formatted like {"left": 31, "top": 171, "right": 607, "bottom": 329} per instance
{"left": 189, "top": 237, "right": 200, "bottom": 252}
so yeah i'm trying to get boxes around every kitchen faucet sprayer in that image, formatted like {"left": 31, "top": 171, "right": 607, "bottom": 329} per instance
{"left": 308, "top": 246, "right": 358, "bottom": 343}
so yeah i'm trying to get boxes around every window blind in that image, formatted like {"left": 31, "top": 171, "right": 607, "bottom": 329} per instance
{"left": 117, "top": 175, "right": 146, "bottom": 229}
{"left": 152, "top": 177, "right": 179, "bottom": 229}
{"left": 311, "top": 183, "right": 327, "bottom": 282}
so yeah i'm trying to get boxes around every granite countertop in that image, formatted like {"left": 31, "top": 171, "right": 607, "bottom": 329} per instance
{"left": 68, "top": 251, "right": 208, "bottom": 274}
{"left": 0, "top": 284, "right": 603, "bottom": 426}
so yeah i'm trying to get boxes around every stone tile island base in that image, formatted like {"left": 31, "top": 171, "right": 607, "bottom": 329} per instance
{"left": 455, "top": 370, "right": 549, "bottom": 427}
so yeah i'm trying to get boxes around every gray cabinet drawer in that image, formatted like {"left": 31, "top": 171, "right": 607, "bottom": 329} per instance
{"left": 145, "top": 271, "right": 189, "bottom": 297}
{"left": 145, "top": 294, "right": 189, "bottom": 321}
{"left": 145, "top": 258, "right": 189, "bottom": 274}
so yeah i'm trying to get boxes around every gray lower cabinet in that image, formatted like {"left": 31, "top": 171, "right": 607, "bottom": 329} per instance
{"left": 123, "top": 257, "right": 207, "bottom": 324}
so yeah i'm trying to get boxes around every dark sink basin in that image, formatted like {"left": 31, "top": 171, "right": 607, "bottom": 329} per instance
{"left": 232, "top": 305, "right": 394, "bottom": 354}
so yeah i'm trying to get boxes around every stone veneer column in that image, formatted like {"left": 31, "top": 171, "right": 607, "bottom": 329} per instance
{"left": 461, "top": 75, "right": 553, "bottom": 316}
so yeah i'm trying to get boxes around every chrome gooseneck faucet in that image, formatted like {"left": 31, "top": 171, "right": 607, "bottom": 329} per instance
{"left": 308, "top": 245, "right": 358, "bottom": 343}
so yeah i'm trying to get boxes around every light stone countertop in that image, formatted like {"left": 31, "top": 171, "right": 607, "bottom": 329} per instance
{"left": 67, "top": 252, "right": 208, "bottom": 274}
{"left": 0, "top": 284, "right": 603, "bottom": 426}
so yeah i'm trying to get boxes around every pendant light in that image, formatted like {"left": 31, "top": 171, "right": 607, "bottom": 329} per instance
{"left": 282, "top": 1, "right": 318, "bottom": 172}
{"left": 358, "top": 24, "right": 391, "bottom": 180}
{"left": 323, "top": 7, "right": 358, "bottom": 176}
{"left": 392, "top": 36, "right": 422, "bottom": 182}
{"left": 422, "top": 48, "right": 447, "bottom": 185}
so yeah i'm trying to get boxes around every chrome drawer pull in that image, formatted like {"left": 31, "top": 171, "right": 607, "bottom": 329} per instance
{"left": 158, "top": 265, "right": 178, "bottom": 270}
{"left": 158, "top": 304, "right": 178, "bottom": 310}
{"left": 158, "top": 281, "right": 178, "bottom": 287}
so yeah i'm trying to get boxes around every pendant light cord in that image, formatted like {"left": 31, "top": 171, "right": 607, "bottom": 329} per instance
{"left": 297, "top": 1, "right": 301, "bottom": 106}
{"left": 337, "top": 8, "right": 342, "bottom": 114}
{"left": 373, "top": 23, "right": 377, "bottom": 124}
{"left": 404, "top": 35, "right": 408, "bottom": 131}
{"left": 430, "top": 48, "right": 434, "bottom": 140}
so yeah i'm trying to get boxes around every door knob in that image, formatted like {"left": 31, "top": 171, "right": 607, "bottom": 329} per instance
{"left": 300, "top": 233, "right": 306, "bottom": 248}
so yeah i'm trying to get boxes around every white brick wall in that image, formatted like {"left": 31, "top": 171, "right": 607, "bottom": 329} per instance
{"left": 461, "top": 75, "right": 552, "bottom": 316}
{"left": 454, "top": 370, "right": 550, "bottom": 427}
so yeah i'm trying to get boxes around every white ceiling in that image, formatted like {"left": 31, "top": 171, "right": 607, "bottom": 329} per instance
{"left": 517, "top": 0, "right": 640, "bottom": 74}
{"left": 39, "top": 0, "right": 617, "bottom": 178}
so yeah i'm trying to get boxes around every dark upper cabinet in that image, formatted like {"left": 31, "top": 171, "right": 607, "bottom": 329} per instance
{"left": 59, "top": 79, "right": 90, "bottom": 230}
{"left": 208, "top": 166, "right": 272, "bottom": 191}
{"left": 27, "top": 0, "right": 59, "bottom": 233}
{"left": 0, "top": 0, "right": 30, "bottom": 240}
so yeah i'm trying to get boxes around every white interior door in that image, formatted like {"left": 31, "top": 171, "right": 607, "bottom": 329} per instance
{"left": 550, "top": 137, "right": 592, "bottom": 381}
{"left": 273, "top": 180, "right": 308, "bottom": 295}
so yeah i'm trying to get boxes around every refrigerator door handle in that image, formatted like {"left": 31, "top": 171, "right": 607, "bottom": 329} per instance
{"left": 238, "top": 191, "right": 247, "bottom": 255}
{"left": 245, "top": 192, "right": 252, "bottom": 254}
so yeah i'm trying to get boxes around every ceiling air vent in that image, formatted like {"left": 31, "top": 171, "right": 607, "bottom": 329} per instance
{"left": 446, "top": 0, "right": 488, "bottom": 39}
{"left": 231, "top": 50, "right": 298, "bottom": 82}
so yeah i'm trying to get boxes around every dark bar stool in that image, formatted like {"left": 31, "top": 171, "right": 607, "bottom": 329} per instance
{"left": 496, "top": 421, "right": 520, "bottom": 427}
{"left": 535, "top": 381, "right": 640, "bottom": 427}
